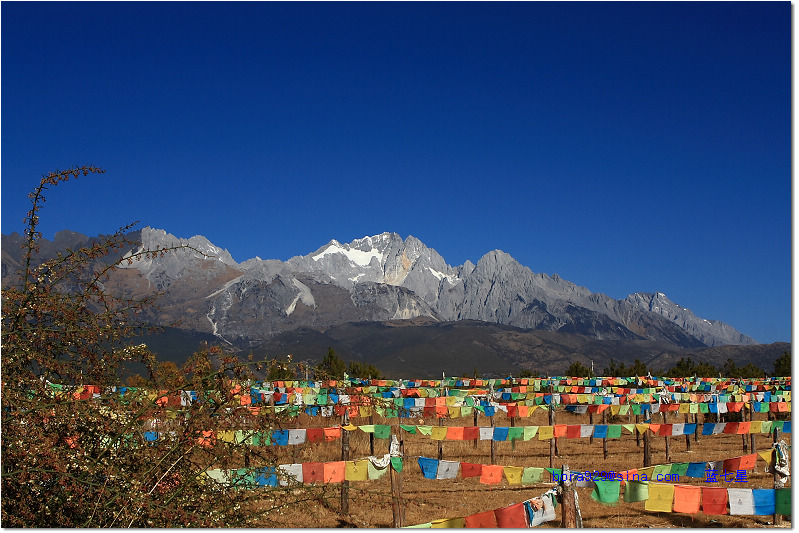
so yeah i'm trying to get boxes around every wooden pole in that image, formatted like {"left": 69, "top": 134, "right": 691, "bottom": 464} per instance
{"left": 548, "top": 397, "right": 556, "bottom": 469}
{"left": 490, "top": 410, "right": 496, "bottom": 465}
{"left": 589, "top": 410, "right": 594, "bottom": 444}
{"left": 694, "top": 412, "right": 700, "bottom": 442}
{"left": 437, "top": 416, "right": 444, "bottom": 460}
{"left": 635, "top": 413, "right": 640, "bottom": 447}
{"left": 772, "top": 427, "right": 781, "bottom": 526}
{"left": 341, "top": 407, "right": 350, "bottom": 515}
{"left": 661, "top": 411, "right": 670, "bottom": 463}
{"left": 602, "top": 409, "right": 608, "bottom": 460}
{"left": 389, "top": 430, "right": 405, "bottom": 528}
{"left": 510, "top": 413, "right": 516, "bottom": 451}
{"left": 684, "top": 413, "right": 691, "bottom": 451}
{"left": 560, "top": 464, "right": 577, "bottom": 528}
{"left": 473, "top": 406, "right": 479, "bottom": 449}
{"left": 369, "top": 413, "right": 375, "bottom": 456}
{"left": 643, "top": 424, "right": 651, "bottom": 467}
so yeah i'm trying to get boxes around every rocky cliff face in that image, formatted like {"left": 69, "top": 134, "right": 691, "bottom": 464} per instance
{"left": 1, "top": 228, "right": 757, "bottom": 348}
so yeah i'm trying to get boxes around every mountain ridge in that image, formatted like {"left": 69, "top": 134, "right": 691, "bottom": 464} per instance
{"left": 1, "top": 227, "right": 758, "bottom": 350}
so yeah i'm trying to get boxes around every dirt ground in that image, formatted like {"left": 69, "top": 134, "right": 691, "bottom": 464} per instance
{"left": 243, "top": 408, "right": 791, "bottom": 528}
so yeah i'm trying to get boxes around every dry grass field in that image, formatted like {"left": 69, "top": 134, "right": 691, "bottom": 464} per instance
{"left": 236, "top": 408, "right": 791, "bottom": 528}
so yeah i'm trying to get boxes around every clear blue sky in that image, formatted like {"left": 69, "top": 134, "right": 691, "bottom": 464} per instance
{"left": 2, "top": 2, "right": 791, "bottom": 344}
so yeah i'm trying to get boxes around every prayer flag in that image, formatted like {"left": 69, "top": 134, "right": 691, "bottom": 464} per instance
{"left": 537, "top": 425, "right": 554, "bottom": 440}
{"left": 673, "top": 485, "right": 701, "bottom": 514}
{"left": 344, "top": 460, "right": 369, "bottom": 482}
{"left": 418, "top": 457, "right": 439, "bottom": 480}
{"left": 461, "top": 463, "right": 482, "bottom": 478}
{"left": 464, "top": 510, "right": 497, "bottom": 528}
{"left": 752, "top": 489, "right": 776, "bottom": 516}
{"left": 436, "top": 460, "right": 460, "bottom": 480}
{"left": 522, "top": 467, "right": 543, "bottom": 485}
{"left": 775, "top": 488, "right": 791, "bottom": 515}
{"left": 624, "top": 480, "right": 649, "bottom": 503}
{"left": 480, "top": 465, "right": 504, "bottom": 485}
{"left": 645, "top": 483, "right": 675, "bottom": 512}
{"left": 303, "top": 462, "right": 324, "bottom": 483}
{"left": 503, "top": 466, "right": 523, "bottom": 485}
{"left": 591, "top": 479, "right": 621, "bottom": 505}
{"left": 702, "top": 487, "right": 728, "bottom": 515}
{"left": 728, "top": 488, "right": 755, "bottom": 515}
{"left": 494, "top": 502, "right": 528, "bottom": 528}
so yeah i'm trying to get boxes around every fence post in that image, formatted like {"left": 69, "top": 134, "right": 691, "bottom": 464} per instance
{"left": 559, "top": 464, "right": 578, "bottom": 528}
{"left": 661, "top": 411, "right": 670, "bottom": 463}
{"left": 643, "top": 424, "right": 651, "bottom": 467}
{"left": 602, "top": 409, "right": 608, "bottom": 459}
{"left": 772, "top": 427, "right": 781, "bottom": 526}
{"left": 389, "top": 431, "right": 405, "bottom": 527}
{"left": 341, "top": 406, "right": 350, "bottom": 515}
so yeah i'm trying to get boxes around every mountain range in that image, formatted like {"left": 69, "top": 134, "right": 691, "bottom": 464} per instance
{"left": 3, "top": 228, "right": 772, "bottom": 376}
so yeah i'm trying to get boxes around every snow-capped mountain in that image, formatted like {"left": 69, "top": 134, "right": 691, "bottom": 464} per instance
{"left": 1, "top": 228, "right": 757, "bottom": 348}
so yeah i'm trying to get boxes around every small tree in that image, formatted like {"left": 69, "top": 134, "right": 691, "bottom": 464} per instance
{"left": 1, "top": 168, "right": 323, "bottom": 526}
{"left": 315, "top": 347, "right": 347, "bottom": 379}
{"left": 773, "top": 351, "right": 791, "bottom": 376}
{"left": 565, "top": 361, "right": 593, "bottom": 378}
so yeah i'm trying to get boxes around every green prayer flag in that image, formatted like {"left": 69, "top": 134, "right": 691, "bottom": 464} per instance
{"left": 652, "top": 464, "right": 671, "bottom": 478}
{"left": 367, "top": 461, "right": 389, "bottom": 480}
{"left": 606, "top": 425, "right": 622, "bottom": 438}
{"left": 776, "top": 488, "right": 791, "bottom": 515}
{"left": 591, "top": 479, "right": 621, "bottom": 505}
{"left": 670, "top": 463, "right": 689, "bottom": 477}
{"left": 374, "top": 425, "right": 392, "bottom": 439}
{"left": 391, "top": 457, "right": 403, "bottom": 472}
{"left": 522, "top": 467, "right": 544, "bottom": 485}
{"left": 507, "top": 427, "right": 524, "bottom": 441}
{"left": 699, "top": 403, "right": 709, "bottom": 413}
{"left": 400, "top": 424, "right": 417, "bottom": 434}
{"left": 623, "top": 480, "right": 650, "bottom": 503}
{"left": 545, "top": 468, "right": 562, "bottom": 482}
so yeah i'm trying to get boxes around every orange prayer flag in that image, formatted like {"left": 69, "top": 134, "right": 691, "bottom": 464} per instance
{"left": 480, "top": 464, "right": 504, "bottom": 485}
{"left": 736, "top": 422, "right": 751, "bottom": 434}
{"left": 323, "top": 461, "right": 345, "bottom": 483}
{"left": 323, "top": 427, "right": 341, "bottom": 441}
{"left": 673, "top": 485, "right": 702, "bottom": 514}
{"left": 553, "top": 425, "right": 568, "bottom": 437}
{"left": 446, "top": 426, "right": 465, "bottom": 440}
{"left": 648, "top": 424, "right": 661, "bottom": 434}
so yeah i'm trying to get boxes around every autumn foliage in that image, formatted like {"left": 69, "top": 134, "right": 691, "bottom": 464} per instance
{"left": 0, "top": 167, "right": 313, "bottom": 526}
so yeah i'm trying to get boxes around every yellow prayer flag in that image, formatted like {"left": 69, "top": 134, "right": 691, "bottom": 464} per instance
{"left": 537, "top": 425, "right": 555, "bottom": 440}
{"left": 503, "top": 466, "right": 524, "bottom": 485}
{"left": 445, "top": 396, "right": 458, "bottom": 406}
{"left": 635, "top": 424, "right": 650, "bottom": 434}
{"left": 758, "top": 450, "right": 774, "bottom": 464}
{"left": 679, "top": 403, "right": 690, "bottom": 414}
{"left": 448, "top": 407, "right": 460, "bottom": 419}
{"left": 431, "top": 518, "right": 466, "bottom": 528}
{"left": 611, "top": 405, "right": 621, "bottom": 416}
{"left": 749, "top": 421, "right": 762, "bottom": 433}
{"left": 431, "top": 426, "right": 448, "bottom": 440}
{"left": 341, "top": 424, "right": 359, "bottom": 432}
{"left": 645, "top": 483, "right": 675, "bottom": 512}
{"left": 344, "top": 460, "right": 369, "bottom": 481}
{"left": 577, "top": 394, "right": 588, "bottom": 404}
{"left": 359, "top": 406, "right": 373, "bottom": 418}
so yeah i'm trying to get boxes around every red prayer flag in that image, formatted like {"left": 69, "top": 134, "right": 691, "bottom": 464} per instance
{"left": 463, "top": 426, "right": 480, "bottom": 441}
{"left": 306, "top": 428, "right": 325, "bottom": 443}
{"left": 461, "top": 463, "right": 483, "bottom": 478}
{"left": 464, "top": 510, "right": 498, "bottom": 528}
{"left": 659, "top": 424, "right": 673, "bottom": 436}
{"left": 494, "top": 502, "right": 528, "bottom": 528}
{"left": 303, "top": 462, "right": 324, "bottom": 483}
{"left": 723, "top": 423, "right": 739, "bottom": 434}
{"left": 566, "top": 425, "right": 582, "bottom": 439}
{"left": 702, "top": 487, "right": 729, "bottom": 515}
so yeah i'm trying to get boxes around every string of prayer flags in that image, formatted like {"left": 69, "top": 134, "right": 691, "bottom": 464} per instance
{"left": 672, "top": 485, "right": 702, "bottom": 514}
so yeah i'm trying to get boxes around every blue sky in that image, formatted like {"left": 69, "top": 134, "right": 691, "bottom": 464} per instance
{"left": 2, "top": 2, "right": 791, "bottom": 344}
